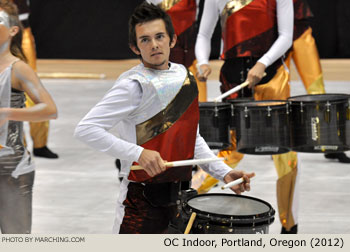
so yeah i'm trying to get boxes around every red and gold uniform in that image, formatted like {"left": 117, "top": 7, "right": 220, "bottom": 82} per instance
{"left": 287, "top": 0, "right": 325, "bottom": 95}
{"left": 194, "top": 0, "right": 298, "bottom": 232}
{"left": 119, "top": 66, "right": 199, "bottom": 233}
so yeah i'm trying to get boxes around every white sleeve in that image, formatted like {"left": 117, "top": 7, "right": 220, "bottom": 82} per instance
{"left": 195, "top": 0, "right": 220, "bottom": 66}
{"left": 258, "top": 0, "right": 294, "bottom": 67}
{"left": 194, "top": 127, "right": 232, "bottom": 181}
{"left": 146, "top": 0, "right": 163, "bottom": 4}
{"left": 74, "top": 79, "right": 144, "bottom": 162}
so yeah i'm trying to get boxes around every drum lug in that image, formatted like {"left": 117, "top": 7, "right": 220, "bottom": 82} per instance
{"left": 266, "top": 106, "right": 272, "bottom": 127}
{"left": 230, "top": 104, "right": 235, "bottom": 128}
{"left": 244, "top": 107, "right": 250, "bottom": 129}
{"left": 325, "top": 101, "right": 331, "bottom": 123}
{"left": 244, "top": 106, "right": 249, "bottom": 118}
{"left": 267, "top": 106, "right": 272, "bottom": 117}
{"left": 300, "top": 101, "right": 304, "bottom": 113}
{"left": 214, "top": 105, "right": 219, "bottom": 127}
{"left": 286, "top": 103, "right": 289, "bottom": 115}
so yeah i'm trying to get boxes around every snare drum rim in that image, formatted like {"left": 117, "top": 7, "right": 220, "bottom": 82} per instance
{"left": 199, "top": 102, "right": 231, "bottom": 108}
{"left": 232, "top": 100, "right": 287, "bottom": 108}
{"left": 288, "top": 93, "right": 350, "bottom": 103}
{"left": 184, "top": 193, "right": 275, "bottom": 225}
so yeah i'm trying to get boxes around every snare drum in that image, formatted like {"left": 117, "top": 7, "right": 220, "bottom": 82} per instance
{"left": 182, "top": 193, "right": 275, "bottom": 234}
{"left": 288, "top": 94, "right": 350, "bottom": 152}
{"left": 234, "top": 100, "right": 291, "bottom": 154}
{"left": 199, "top": 102, "right": 231, "bottom": 149}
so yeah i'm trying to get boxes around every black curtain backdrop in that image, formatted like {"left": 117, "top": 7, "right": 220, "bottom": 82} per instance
{"left": 29, "top": 0, "right": 143, "bottom": 59}
{"left": 305, "top": 0, "right": 350, "bottom": 58}
{"left": 28, "top": 0, "right": 350, "bottom": 60}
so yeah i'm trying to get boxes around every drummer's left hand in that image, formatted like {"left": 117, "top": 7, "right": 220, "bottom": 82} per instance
{"left": 223, "top": 170, "right": 255, "bottom": 194}
{"left": 246, "top": 62, "right": 266, "bottom": 89}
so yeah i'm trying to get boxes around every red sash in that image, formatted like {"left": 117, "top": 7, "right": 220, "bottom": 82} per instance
{"left": 164, "top": 0, "right": 197, "bottom": 36}
{"left": 221, "top": 0, "right": 277, "bottom": 59}
{"left": 128, "top": 71, "right": 199, "bottom": 183}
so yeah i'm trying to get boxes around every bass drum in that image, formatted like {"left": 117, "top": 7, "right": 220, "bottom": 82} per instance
{"left": 182, "top": 193, "right": 275, "bottom": 234}
{"left": 288, "top": 94, "right": 350, "bottom": 152}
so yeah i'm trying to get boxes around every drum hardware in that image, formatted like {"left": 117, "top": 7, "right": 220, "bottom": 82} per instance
{"left": 230, "top": 104, "right": 235, "bottom": 128}
{"left": 214, "top": 104, "right": 219, "bottom": 126}
{"left": 244, "top": 107, "right": 249, "bottom": 117}
{"left": 300, "top": 101, "right": 304, "bottom": 113}
{"left": 244, "top": 107, "right": 250, "bottom": 129}
{"left": 266, "top": 106, "right": 272, "bottom": 127}
{"left": 325, "top": 101, "right": 331, "bottom": 123}
{"left": 288, "top": 93, "right": 350, "bottom": 152}
{"left": 267, "top": 106, "right": 272, "bottom": 117}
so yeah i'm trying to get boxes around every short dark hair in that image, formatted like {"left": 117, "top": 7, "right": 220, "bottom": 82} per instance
{"left": 128, "top": 2, "right": 175, "bottom": 49}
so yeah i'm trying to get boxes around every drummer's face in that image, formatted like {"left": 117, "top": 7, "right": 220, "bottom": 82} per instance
{"left": 130, "top": 19, "right": 176, "bottom": 70}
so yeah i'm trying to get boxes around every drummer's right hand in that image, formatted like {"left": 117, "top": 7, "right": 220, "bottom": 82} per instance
{"left": 246, "top": 62, "right": 266, "bottom": 88}
{"left": 138, "top": 149, "right": 166, "bottom": 177}
{"left": 196, "top": 64, "right": 211, "bottom": 82}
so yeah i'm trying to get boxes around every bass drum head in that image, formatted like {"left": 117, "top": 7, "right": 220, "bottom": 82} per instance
{"left": 185, "top": 193, "right": 275, "bottom": 234}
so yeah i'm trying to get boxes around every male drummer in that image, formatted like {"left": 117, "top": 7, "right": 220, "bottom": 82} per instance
{"left": 74, "top": 2, "right": 254, "bottom": 234}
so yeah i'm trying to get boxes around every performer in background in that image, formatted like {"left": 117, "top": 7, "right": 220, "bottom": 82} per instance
{"left": 193, "top": 0, "right": 299, "bottom": 234}
{"left": 12, "top": 0, "right": 58, "bottom": 159}
{"left": 75, "top": 2, "right": 253, "bottom": 234}
{"left": 288, "top": 0, "right": 350, "bottom": 163}
{"left": 0, "top": 0, "right": 57, "bottom": 233}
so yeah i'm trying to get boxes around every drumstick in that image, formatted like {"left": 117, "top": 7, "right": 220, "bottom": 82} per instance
{"left": 221, "top": 174, "right": 255, "bottom": 190}
{"left": 184, "top": 212, "right": 197, "bottom": 234}
{"left": 213, "top": 73, "right": 267, "bottom": 102}
{"left": 214, "top": 80, "right": 250, "bottom": 102}
{"left": 130, "top": 157, "right": 225, "bottom": 171}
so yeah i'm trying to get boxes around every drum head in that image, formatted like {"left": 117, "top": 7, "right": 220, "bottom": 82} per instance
{"left": 186, "top": 193, "right": 272, "bottom": 218}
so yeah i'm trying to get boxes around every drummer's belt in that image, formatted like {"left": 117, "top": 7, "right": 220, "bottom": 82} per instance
{"left": 128, "top": 181, "right": 190, "bottom": 208}
{"left": 219, "top": 57, "right": 283, "bottom": 99}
